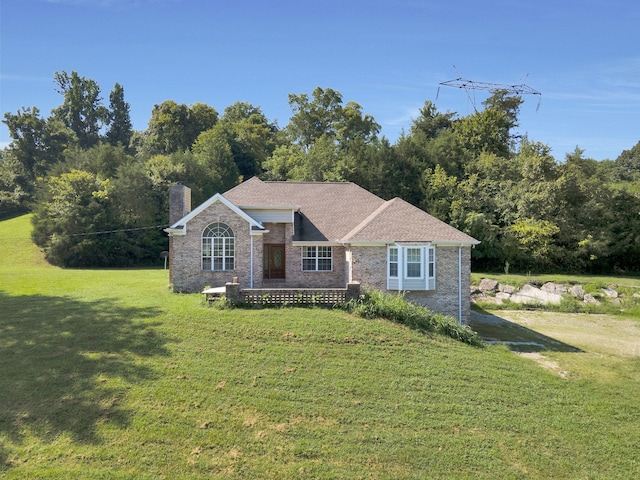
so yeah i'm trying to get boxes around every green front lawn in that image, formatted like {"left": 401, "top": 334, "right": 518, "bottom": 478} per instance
{"left": 1, "top": 215, "right": 639, "bottom": 478}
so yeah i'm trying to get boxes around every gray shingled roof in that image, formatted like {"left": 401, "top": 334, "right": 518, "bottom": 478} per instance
{"left": 224, "top": 177, "right": 478, "bottom": 244}
{"left": 341, "top": 197, "right": 478, "bottom": 244}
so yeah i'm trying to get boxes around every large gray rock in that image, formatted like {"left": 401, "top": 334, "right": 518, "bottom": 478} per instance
{"left": 570, "top": 285, "right": 585, "bottom": 299}
{"left": 495, "top": 292, "right": 512, "bottom": 304}
{"left": 510, "top": 284, "right": 563, "bottom": 305}
{"left": 583, "top": 293, "right": 601, "bottom": 305}
{"left": 602, "top": 287, "right": 618, "bottom": 298}
{"left": 541, "top": 282, "right": 569, "bottom": 295}
{"left": 498, "top": 283, "right": 516, "bottom": 294}
{"left": 479, "top": 278, "right": 499, "bottom": 292}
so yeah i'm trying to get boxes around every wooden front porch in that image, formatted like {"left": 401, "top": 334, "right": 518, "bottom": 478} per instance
{"left": 205, "top": 283, "right": 361, "bottom": 307}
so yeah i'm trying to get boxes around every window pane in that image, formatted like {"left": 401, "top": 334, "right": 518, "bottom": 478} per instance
{"left": 428, "top": 248, "right": 435, "bottom": 278}
{"left": 406, "top": 248, "right": 421, "bottom": 262}
{"left": 225, "top": 257, "right": 234, "bottom": 270}
{"left": 407, "top": 263, "right": 421, "bottom": 277}
{"left": 213, "top": 258, "right": 223, "bottom": 270}
{"left": 225, "top": 238, "right": 234, "bottom": 256}
{"left": 406, "top": 247, "right": 421, "bottom": 278}
{"left": 389, "top": 263, "right": 398, "bottom": 277}
{"left": 318, "top": 246, "right": 331, "bottom": 258}
{"left": 202, "top": 238, "right": 212, "bottom": 256}
{"left": 303, "top": 246, "right": 316, "bottom": 258}
{"left": 318, "top": 258, "right": 332, "bottom": 271}
{"left": 389, "top": 248, "right": 398, "bottom": 262}
{"left": 302, "top": 258, "right": 316, "bottom": 271}
{"left": 213, "top": 238, "right": 223, "bottom": 256}
{"left": 202, "top": 258, "right": 212, "bottom": 270}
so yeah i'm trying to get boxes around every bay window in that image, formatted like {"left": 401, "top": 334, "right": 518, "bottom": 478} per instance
{"left": 387, "top": 245, "right": 435, "bottom": 290}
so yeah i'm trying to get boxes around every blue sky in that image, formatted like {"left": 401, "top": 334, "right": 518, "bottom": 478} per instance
{"left": 1, "top": 0, "right": 639, "bottom": 161}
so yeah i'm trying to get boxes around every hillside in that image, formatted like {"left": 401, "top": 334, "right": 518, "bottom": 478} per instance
{"left": 1, "top": 215, "right": 639, "bottom": 479}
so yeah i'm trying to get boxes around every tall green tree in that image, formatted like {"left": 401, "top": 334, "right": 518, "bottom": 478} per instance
{"left": 1, "top": 108, "right": 75, "bottom": 210}
{"left": 51, "top": 71, "right": 108, "bottom": 149}
{"left": 286, "top": 87, "right": 379, "bottom": 151}
{"left": 55, "top": 143, "right": 132, "bottom": 179}
{"left": 145, "top": 101, "right": 218, "bottom": 155}
{"left": 191, "top": 126, "right": 241, "bottom": 193}
{"left": 613, "top": 140, "right": 640, "bottom": 181}
{"left": 336, "top": 101, "right": 380, "bottom": 149}
{"left": 410, "top": 101, "right": 455, "bottom": 140}
{"left": 481, "top": 89, "right": 523, "bottom": 133}
{"left": 453, "top": 107, "right": 513, "bottom": 159}
{"left": 106, "top": 83, "right": 133, "bottom": 149}
{"left": 32, "top": 169, "right": 113, "bottom": 266}
{"left": 287, "top": 87, "right": 343, "bottom": 150}
{"left": 219, "top": 102, "right": 279, "bottom": 178}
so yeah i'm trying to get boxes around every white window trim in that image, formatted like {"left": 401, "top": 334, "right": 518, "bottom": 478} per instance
{"left": 301, "top": 245, "right": 333, "bottom": 272}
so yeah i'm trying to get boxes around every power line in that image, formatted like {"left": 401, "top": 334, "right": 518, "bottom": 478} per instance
{"left": 0, "top": 224, "right": 169, "bottom": 241}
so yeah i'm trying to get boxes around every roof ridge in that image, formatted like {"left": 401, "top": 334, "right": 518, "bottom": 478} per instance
{"left": 339, "top": 198, "right": 396, "bottom": 242}
{"left": 262, "top": 181, "right": 355, "bottom": 185}
{"left": 224, "top": 176, "right": 264, "bottom": 194}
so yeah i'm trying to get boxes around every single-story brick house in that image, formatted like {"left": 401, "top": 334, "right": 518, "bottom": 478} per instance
{"left": 165, "top": 177, "right": 479, "bottom": 323}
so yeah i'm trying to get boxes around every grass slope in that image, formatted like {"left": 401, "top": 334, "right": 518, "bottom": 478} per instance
{"left": 1, "top": 215, "right": 639, "bottom": 479}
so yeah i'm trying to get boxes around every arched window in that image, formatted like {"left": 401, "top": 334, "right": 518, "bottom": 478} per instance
{"left": 202, "top": 223, "right": 235, "bottom": 271}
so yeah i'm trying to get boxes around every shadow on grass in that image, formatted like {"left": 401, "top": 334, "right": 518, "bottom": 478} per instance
{"left": 470, "top": 308, "right": 583, "bottom": 353}
{"left": 0, "top": 291, "right": 171, "bottom": 465}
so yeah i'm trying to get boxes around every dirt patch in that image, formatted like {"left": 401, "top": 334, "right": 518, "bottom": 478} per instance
{"left": 516, "top": 352, "right": 569, "bottom": 378}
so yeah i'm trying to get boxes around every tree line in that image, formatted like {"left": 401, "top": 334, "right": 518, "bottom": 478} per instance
{"left": 1, "top": 71, "right": 639, "bottom": 272}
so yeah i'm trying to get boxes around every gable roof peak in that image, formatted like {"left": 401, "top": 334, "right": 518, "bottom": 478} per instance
{"left": 166, "top": 192, "right": 263, "bottom": 234}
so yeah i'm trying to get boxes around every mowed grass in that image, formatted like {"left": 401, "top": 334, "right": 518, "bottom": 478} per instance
{"left": 1, "top": 216, "right": 639, "bottom": 479}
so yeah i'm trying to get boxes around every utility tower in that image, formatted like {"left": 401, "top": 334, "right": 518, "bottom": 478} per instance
{"left": 437, "top": 75, "right": 542, "bottom": 111}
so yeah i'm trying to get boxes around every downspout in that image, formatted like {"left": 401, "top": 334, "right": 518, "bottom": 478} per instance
{"left": 250, "top": 231, "right": 254, "bottom": 289}
{"left": 458, "top": 244, "right": 463, "bottom": 325}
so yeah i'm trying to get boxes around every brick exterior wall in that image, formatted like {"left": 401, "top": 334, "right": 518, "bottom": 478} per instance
{"left": 171, "top": 201, "right": 255, "bottom": 292}
{"left": 260, "top": 222, "right": 347, "bottom": 288}
{"left": 171, "top": 209, "right": 349, "bottom": 292}
{"left": 349, "top": 245, "right": 472, "bottom": 323}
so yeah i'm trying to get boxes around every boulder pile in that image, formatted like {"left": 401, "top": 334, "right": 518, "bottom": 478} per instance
{"left": 471, "top": 280, "right": 628, "bottom": 306}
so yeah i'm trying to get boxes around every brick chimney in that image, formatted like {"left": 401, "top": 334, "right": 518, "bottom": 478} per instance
{"left": 169, "top": 183, "right": 191, "bottom": 225}
{"left": 168, "top": 184, "right": 191, "bottom": 289}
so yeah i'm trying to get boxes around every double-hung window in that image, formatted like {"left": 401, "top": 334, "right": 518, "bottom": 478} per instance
{"left": 405, "top": 247, "right": 423, "bottom": 278}
{"left": 302, "top": 246, "right": 332, "bottom": 271}
{"left": 388, "top": 247, "right": 399, "bottom": 278}
{"left": 202, "top": 223, "right": 235, "bottom": 271}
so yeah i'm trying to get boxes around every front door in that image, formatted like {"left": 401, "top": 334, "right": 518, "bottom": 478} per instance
{"left": 264, "top": 244, "right": 285, "bottom": 279}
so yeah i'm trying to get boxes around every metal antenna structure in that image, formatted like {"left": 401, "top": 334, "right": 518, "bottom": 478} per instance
{"left": 437, "top": 75, "right": 542, "bottom": 111}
